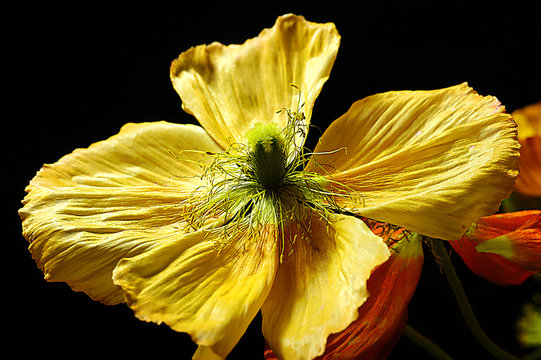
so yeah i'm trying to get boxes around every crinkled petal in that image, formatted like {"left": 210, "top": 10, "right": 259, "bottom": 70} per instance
{"left": 469, "top": 210, "right": 540, "bottom": 233}
{"left": 170, "top": 14, "right": 340, "bottom": 148}
{"left": 309, "top": 83, "right": 519, "bottom": 240}
{"left": 450, "top": 236, "right": 533, "bottom": 286}
{"left": 474, "top": 211, "right": 541, "bottom": 273}
{"left": 19, "top": 122, "right": 222, "bottom": 304}
{"left": 193, "top": 346, "right": 223, "bottom": 360}
{"left": 113, "top": 225, "right": 278, "bottom": 360}
{"left": 261, "top": 214, "right": 390, "bottom": 360}
{"left": 26, "top": 122, "right": 221, "bottom": 188}
{"left": 449, "top": 211, "right": 541, "bottom": 286}
{"left": 315, "top": 233, "right": 424, "bottom": 359}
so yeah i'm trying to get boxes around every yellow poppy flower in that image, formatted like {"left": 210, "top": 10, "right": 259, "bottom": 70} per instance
{"left": 20, "top": 14, "right": 519, "bottom": 360}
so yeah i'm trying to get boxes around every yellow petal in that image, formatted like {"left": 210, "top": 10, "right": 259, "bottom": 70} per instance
{"left": 170, "top": 14, "right": 340, "bottom": 149}
{"left": 20, "top": 122, "right": 222, "bottom": 304}
{"left": 113, "top": 225, "right": 278, "bottom": 360}
{"left": 309, "top": 83, "right": 520, "bottom": 240}
{"left": 261, "top": 214, "right": 390, "bottom": 360}
{"left": 193, "top": 346, "right": 223, "bottom": 360}
{"left": 27, "top": 122, "right": 221, "bottom": 189}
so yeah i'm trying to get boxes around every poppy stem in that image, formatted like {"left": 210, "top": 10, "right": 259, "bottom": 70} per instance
{"left": 403, "top": 324, "right": 454, "bottom": 360}
{"left": 430, "top": 238, "right": 521, "bottom": 360}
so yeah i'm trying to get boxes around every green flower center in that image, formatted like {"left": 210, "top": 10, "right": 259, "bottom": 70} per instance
{"left": 179, "top": 112, "right": 351, "bottom": 258}
{"left": 246, "top": 123, "right": 287, "bottom": 190}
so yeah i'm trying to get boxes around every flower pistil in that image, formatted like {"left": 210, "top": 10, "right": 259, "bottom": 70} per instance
{"left": 179, "top": 110, "right": 351, "bottom": 260}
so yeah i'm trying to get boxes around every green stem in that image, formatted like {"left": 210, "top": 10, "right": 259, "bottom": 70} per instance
{"left": 430, "top": 238, "right": 520, "bottom": 360}
{"left": 403, "top": 324, "right": 454, "bottom": 360}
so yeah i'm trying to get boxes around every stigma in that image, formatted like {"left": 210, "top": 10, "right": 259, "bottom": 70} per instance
{"left": 246, "top": 123, "right": 288, "bottom": 190}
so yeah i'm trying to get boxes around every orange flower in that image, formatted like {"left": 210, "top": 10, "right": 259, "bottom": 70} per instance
{"left": 513, "top": 102, "right": 541, "bottom": 196}
{"left": 450, "top": 211, "right": 540, "bottom": 286}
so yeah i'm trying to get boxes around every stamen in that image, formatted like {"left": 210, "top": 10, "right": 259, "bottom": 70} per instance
{"left": 175, "top": 89, "right": 359, "bottom": 260}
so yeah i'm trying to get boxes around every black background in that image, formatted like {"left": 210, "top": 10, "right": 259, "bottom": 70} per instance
{"left": 8, "top": 1, "right": 540, "bottom": 359}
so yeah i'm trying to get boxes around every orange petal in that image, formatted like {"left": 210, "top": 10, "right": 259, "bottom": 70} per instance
{"left": 472, "top": 210, "right": 540, "bottom": 233}
{"left": 450, "top": 236, "right": 532, "bottom": 286}
{"left": 450, "top": 211, "right": 541, "bottom": 286}
{"left": 514, "top": 137, "right": 541, "bottom": 196}
{"left": 513, "top": 101, "right": 541, "bottom": 140}
{"left": 475, "top": 211, "right": 541, "bottom": 273}
{"left": 513, "top": 102, "right": 541, "bottom": 196}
